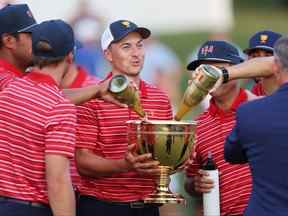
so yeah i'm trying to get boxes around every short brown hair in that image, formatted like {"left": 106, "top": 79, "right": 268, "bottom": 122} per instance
{"left": 32, "top": 40, "right": 65, "bottom": 68}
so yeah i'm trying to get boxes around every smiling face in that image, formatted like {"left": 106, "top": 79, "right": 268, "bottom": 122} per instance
{"left": 104, "top": 32, "right": 145, "bottom": 77}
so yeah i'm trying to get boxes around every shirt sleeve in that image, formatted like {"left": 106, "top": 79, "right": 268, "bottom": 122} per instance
{"left": 45, "top": 101, "right": 76, "bottom": 159}
{"left": 224, "top": 113, "right": 248, "bottom": 164}
{"left": 76, "top": 102, "right": 100, "bottom": 152}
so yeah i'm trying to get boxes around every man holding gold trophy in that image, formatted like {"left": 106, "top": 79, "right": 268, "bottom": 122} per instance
{"left": 74, "top": 18, "right": 265, "bottom": 216}
{"left": 75, "top": 20, "right": 179, "bottom": 216}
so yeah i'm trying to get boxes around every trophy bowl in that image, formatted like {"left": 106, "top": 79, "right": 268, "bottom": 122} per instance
{"left": 127, "top": 120, "right": 196, "bottom": 204}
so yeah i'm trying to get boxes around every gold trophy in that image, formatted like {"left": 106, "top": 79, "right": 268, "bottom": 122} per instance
{"left": 174, "top": 64, "right": 221, "bottom": 121}
{"left": 127, "top": 120, "right": 196, "bottom": 204}
{"left": 109, "top": 74, "right": 146, "bottom": 117}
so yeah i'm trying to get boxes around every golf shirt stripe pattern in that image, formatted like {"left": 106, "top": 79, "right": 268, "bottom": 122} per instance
{"left": 76, "top": 77, "right": 173, "bottom": 202}
{"left": 186, "top": 89, "right": 252, "bottom": 216}
{"left": 0, "top": 70, "right": 76, "bottom": 204}
{"left": 67, "top": 66, "right": 99, "bottom": 191}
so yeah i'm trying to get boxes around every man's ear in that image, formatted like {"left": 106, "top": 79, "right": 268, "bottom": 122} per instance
{"left": 272, "top": 57, "right": 283, "bottom": 85}
{"left": 104, "top": 48, "right": 112, "bottom": 62}
{"left": 1, "top": 33, "right": 17, "bottom": 49}
{"left": 66, "top": 51, "right": 74, "bottom": 64}
{"left": 272, "top": 57, "right": 280, "bottom": 76}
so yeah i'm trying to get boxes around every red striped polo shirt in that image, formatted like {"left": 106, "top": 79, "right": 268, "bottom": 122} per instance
{"left": 68, "top": 66, "right": 99, "bottom": 89}
{"left": 0, "top": 59, "right": 23, "bottom": 91}
{"left": 0, "top": 70, "right": 76, "bottom": 204}
{"left": 76, "top": 75, "right": 173, "bottom": 202}
{"left": 66, "top": 65, "right": 99, "bottom": 190}
{"left": 251, "top": 82, "right": 265, "bottom": 96}
{"left": 186, "top": 88, "right": 252, "bottom": 216}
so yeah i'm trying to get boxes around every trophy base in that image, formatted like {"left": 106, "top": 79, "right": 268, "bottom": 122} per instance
{"left": 144, "top": 192, "right": 186, "bottom": 204}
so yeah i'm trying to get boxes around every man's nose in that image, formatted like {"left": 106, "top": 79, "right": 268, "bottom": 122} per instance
{"left": 131, "top": 46, "right": 141, "bottom": 56}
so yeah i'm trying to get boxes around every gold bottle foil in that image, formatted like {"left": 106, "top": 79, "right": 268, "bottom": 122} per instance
{"left": 174, "top": 64, "right": 220, "bottom": 121}
{"left": 109, "top": 74, "right": 146, "bottom": 117}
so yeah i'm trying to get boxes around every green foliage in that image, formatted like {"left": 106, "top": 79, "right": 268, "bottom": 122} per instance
{"left": 234, "top": 0, "right": 288, "bottom": 10}
{"left": 157, "top": 8, "right": 288, "bottom": 100}
{"left": 158, "top": 8, "right": 288, "bottom": 64}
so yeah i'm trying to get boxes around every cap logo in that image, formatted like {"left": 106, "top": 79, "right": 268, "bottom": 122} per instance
{"left": 201, "top": 45, "right": 214, "bottom": 56}
{"left": 121, "top": 21, "right": 130, "bottom": 28}
{"left": 260, "top": 34, "right": 268, "bottom": 43}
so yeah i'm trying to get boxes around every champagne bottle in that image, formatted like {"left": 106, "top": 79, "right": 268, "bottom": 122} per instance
{"left": 109, "top": 74, "right": 146, "bottom": 117}
{"left": 174, "top": 64, "right": 220, "bottom": 121}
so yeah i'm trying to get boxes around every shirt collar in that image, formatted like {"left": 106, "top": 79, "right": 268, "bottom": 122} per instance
{"left": 105, "top": 72, "right": 148, "bottom": 98}
{"left": 25, "top": 69, "right": 58, "bottom": 86}
{"left": 0, "top": 59, "right": 23, "bottom": 77}
{"left": 208, "top": 88, "right": 248, "bottom": 117}
{"left": 68, "top": 66, "right": 87, "bottom": 88}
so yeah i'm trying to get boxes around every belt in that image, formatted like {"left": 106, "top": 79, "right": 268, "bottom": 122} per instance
{"left": 0, "top": 196, "right": 49, "bottom": 209}
{"left": 81, "top": 195, "right": 162, "bottom": 209}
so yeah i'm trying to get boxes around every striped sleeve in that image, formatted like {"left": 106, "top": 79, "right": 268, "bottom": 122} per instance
{"left": 45, "top": 101, "right": 76, "bottom": 158}
{"left": 76, "top": 102, "right": 99, "bottom": 151}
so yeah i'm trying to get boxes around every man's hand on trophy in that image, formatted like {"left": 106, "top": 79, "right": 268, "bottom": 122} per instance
{"left": 193, "top": 169, "right": 215, "bottom": 193}
{"left": 124, "top": 144, "right": 160, "bottom": 175}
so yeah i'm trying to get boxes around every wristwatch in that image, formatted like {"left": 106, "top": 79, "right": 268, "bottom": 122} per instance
{"left": 220, "top": 67, "right": 229, "bottom": 83}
